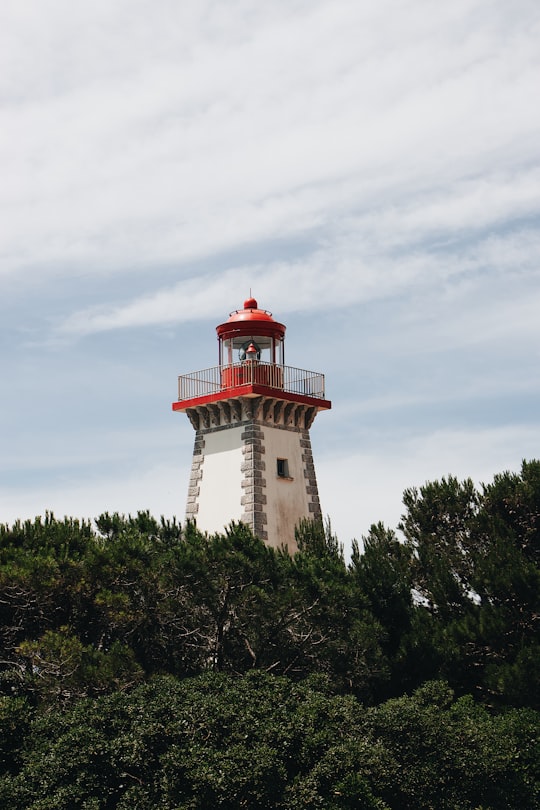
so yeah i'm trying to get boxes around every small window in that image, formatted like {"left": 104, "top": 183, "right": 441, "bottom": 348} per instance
{"left": 277, "top": 458, "right": 289, "bottom": 478}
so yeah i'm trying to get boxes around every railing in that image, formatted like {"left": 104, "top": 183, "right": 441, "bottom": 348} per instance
{"left": 177, "top": 362, "right": 326, "bottom": 402}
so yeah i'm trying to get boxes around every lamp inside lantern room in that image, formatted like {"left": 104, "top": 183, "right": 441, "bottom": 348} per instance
{"left": 245, "top": 342, "right": 259, "bottom": 363}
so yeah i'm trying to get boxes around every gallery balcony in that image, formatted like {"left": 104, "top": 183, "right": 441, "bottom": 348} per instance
{"left": 174, "top": 361, "right": 330, "bottom": 411}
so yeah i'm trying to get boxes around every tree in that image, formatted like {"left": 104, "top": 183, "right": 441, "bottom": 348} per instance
{"left": 0, "top": 674, "right": 537, "bottom": 809}
{"left": 399, "top": 462, "right": 540, "bottom": 706}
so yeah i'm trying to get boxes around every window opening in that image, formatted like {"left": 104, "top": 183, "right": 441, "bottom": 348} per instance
{"left": 277, "top": 458, "right": 290, "bottom": 478}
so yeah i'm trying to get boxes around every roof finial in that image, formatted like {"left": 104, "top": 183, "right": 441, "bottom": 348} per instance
{"left": 244, "top": 292, "right": 258, "bottom": 310}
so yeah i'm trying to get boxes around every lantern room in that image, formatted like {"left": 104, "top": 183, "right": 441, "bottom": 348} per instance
{"left": 216, "top": 297, "right": 286, "bottom": 367}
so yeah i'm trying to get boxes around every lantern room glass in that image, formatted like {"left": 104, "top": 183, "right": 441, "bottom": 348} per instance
{"left": 219, "top": 335, "right": 284, "bottom": 367}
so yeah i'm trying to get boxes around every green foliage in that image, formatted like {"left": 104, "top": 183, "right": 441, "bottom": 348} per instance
{"left": 350, "top": 523, "right": 414, "bottom": 697}
{"left": 0, "top": 460, "right": 539, "bottom": 806}
{"left": 0, "top": 511, "right": 392, "bottom": 702}
{"left": 400, "top": 475, "right": 479, "bottom": 616}
{"left": 364, "top": 681, "right": 539, "bottom": 809}
{"left": 295, "top": 516, "right": 343, "bottom": 561}
{"left": 16, "top": 629, "right": 143, "bottom": 702}
{"left": 399, "top": 460, "right": 540, "bottom": 706}
{"left": 0, "top": 674, "right": 537, "bottom": 809}
{"left": 0, "top": 696, "right": 32, "bottom": 777}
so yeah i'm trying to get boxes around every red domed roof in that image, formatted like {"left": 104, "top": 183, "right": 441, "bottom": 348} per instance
{"left": 216, "top": 297, "right": 286, "bottom": 340}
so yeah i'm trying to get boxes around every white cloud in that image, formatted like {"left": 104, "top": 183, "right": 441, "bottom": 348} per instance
{"left": 56, "top": 220, "right": 540, "bottom": 343}
{"left": 1, "top": 0, "right": 538, "bottom": 281}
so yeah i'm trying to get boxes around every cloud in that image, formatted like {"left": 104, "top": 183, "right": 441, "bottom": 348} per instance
{"left": 56, "top": 219, "right": 540, "bottom": 342}
{"left": 1, "top": 0, "right": 539, "bottom": 283}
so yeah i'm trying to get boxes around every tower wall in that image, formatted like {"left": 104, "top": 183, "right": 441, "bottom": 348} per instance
{"left": 187, "top": 425, "right": 244, "bottom": 534}
{"left": 184, "top": 396, "right": 322, "bottom": 552}
{"left": 262, "top": 423, "right": 321, "bottom": 552}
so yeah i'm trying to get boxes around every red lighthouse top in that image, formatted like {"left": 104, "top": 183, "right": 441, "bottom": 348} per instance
{"left": 216, "top": 297, "right": 286, "bottom": 342}
{"left": 216, "top": 297, "right": 286, "bottom": 367}
{"left": 172, "top": 295, "right": 331, "bottom": 414}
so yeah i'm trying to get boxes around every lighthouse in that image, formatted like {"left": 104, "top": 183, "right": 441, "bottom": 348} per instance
{"left": 172, "top": 297, "right": 331, "bottom": 552}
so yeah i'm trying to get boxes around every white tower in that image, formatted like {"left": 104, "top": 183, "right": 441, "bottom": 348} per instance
{"left": 172, "top": 297, "right": 331, "bottom": 552}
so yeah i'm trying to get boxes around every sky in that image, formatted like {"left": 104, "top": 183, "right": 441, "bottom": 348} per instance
{"left": 1, "top": 0, "right": 539, "bottom": 555}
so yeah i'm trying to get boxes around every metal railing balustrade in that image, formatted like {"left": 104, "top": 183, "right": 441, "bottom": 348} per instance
{"left": 177, "top": 362, "right": 326, "bottom": 402}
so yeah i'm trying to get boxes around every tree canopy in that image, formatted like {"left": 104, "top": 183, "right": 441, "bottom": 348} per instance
{"left": 0, "top": 460, "right": 538, "bottom": 807}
